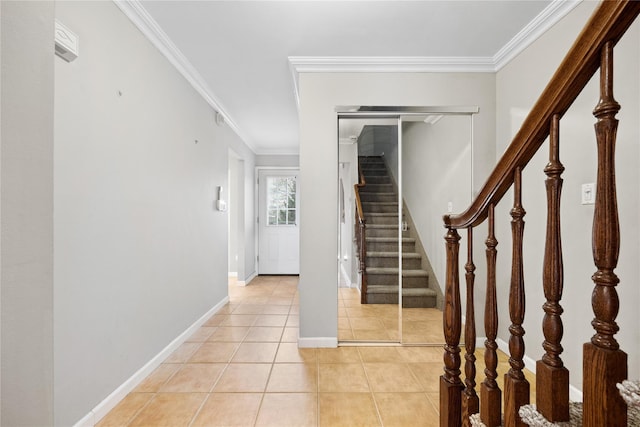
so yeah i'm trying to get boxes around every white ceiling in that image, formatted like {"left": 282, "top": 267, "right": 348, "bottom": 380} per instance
{"left": 118, "top": 0, "right": 579, "bottom": 155}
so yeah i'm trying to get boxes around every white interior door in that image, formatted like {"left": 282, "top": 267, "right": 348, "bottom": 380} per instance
{"left": 258, "top": 169, "right": 300, "bottom": 274}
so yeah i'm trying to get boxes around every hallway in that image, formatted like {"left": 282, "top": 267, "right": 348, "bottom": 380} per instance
{"left": 97, "top": 276, "right": 443, "bottom": 426}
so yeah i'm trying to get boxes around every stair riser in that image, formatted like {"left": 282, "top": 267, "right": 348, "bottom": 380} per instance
{"left": 360, "top": 158, "right": 384, "bottom": 164}
{"left": 362, "top": 203, "right": 398, "bottom": 213}
{"left": 362, "top": 169, "right": 388, "bottom": 176}
{"left": 359, "top": 193, "right": 397, "bottom": 203}
{"left": 365, "top": 215, "right": 399, "bottom": 225}
{"left": 366, "top": 228, "right": 408, "bottom": 238}
{"left": 367, "top": 274, "right": 429, "bottom": 288}
{"left": 360, "top": 184, "right": 394, "bottom": 193}
{"left": 364, "top": 176, "right": 391, "bottom": 184}
{"left": 367, "top": 240, "right": 415, "bottom": 252}
{"left": 366, "top": 257, "right": 422, "bottom": 269}
{"left": 365, "top": 293, "right": 437, "bottom": 308}
{"left": 402, "top": 295, "right": 437, "bottom": 308}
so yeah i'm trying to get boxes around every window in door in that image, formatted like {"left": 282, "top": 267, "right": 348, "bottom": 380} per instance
{"left": 267, "top": 176, "right": 297, "bottom": 226}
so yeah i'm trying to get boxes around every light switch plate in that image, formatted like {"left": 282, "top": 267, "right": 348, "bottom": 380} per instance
{"left": 581, "top": 183, "right": 596, "bottom": 205}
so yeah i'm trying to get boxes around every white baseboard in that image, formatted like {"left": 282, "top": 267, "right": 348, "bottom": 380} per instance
{"left": 298, "top": 336, "right": 338, "bottom": 348}
{"left": 234, "top": 271, "right": 257, "bottom": 287}
{"left": 75, "top": 296, "right": 230, "bottom": 427}
{"left": 243, "top": 271, "right": 258, "bottom": 286}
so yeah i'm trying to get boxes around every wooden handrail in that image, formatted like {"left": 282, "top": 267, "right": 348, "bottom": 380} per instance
{"left": 354, "top": 161, "right": 366, "bottom": 226}
{"left": 444, "top": 0, "right": 640, "bottom": 230}
{"left": 441, "top": 2, "right": 640, "bottom": 426}
{"left": 354, "top": 160, "right": 368, "bottom": 304}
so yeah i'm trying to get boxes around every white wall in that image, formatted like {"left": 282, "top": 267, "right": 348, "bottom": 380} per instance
{"left": 54, "top": 2, "right": 255, "bottom": 425}
{"left": 402, "top": 117, "right": 473, "bottom": 292}
{"left": 1, "top": 2, "right": 55, "bottom": 425}
{"left": 338, "top": 142, "right": 359, "bottom": 287}
{"left": 256, "top": 154, "right": 299, "bottom": 168}
{"left": 228, "top": 153, "right": 240, "bottom": 274}
{"left": 298, "top": 72, "right": 496, "bottom": 342}
{"left": 495, "top": 1, "right": 639, "bottom": 391}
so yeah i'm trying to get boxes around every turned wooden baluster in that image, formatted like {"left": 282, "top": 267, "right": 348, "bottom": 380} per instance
{"left": 462, "top": 227, "right": 479, "bottom": 427}
{"left": 536, "top": 114, "right": 570, "bottom": 422}
{"left": 481, "top": 205, "right": 501, "bottom": 427}
{"left": 583, "top": 41, "right": 627, "bottom": 427}
{"left": 505, "top": 168, "right": 529, "bottom": 427}
{"left": 355, "top": 208, "right": 361, "bottom": 255}
{"left": 441, "top": 227, "right": 463, "bottom": 427}
{"left": 359, "top": 220, "right": 368, "bottom": 304}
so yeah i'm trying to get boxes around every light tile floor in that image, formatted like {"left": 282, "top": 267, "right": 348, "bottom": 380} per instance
{"left": 98, "top": 276, "right": 534, "bottom": 426}
{"left": 338, "top": 287, "right": 446, "bottom": 343}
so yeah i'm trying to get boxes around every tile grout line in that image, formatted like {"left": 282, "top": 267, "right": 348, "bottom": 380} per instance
{"left": 357, "top": 346, "right": 385, "bottom": 427}
{"left": 117, "top": 393, "right": 156, "bottom": 427}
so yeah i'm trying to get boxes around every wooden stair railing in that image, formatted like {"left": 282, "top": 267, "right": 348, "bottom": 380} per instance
{"left": 440, "top": 2, "right": 640, "bottom": 427}
{"left": 354, "top": 161, "right": 368, "bottom": 304}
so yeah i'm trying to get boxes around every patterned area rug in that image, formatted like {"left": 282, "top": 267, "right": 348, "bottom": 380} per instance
{"left": 468, "top": 381, "right": 640, "bottom": 427}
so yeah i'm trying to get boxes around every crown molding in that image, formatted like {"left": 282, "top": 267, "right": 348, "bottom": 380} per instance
{"left": 289, "top": 56, "right": 497, "bottom": 74}
{"left": 112, "top": 0, "right": 258, "bottom": 154}
{"left": 288, "top": 56, "right": 495, "bottom": 108}
{"left": 493, "top": 0, "right": 582, "bottom": 70}
{"left": 115, "top": 0, "right": 581, "bottom": 154}
{"left": 289, "top": 0, "right": 583, "bottom": 105}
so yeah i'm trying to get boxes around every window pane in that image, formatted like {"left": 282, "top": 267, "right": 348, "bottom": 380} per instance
{"left": 266, "top": 176, "right": 296, "bottom": 226}
{"left": 278, "top": 209, "right": 287, "bottom": 224}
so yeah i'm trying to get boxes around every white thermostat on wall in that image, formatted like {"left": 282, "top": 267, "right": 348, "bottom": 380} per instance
{"left": 55, "top": 20, "right": 78, "bottom": 62}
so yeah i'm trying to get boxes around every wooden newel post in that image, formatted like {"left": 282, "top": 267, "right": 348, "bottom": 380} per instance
{"left": 441, "top": 227, "right": 463, "bottom": 427}
{"left": 583, "top": 41, "right": 627, "bottom": 427}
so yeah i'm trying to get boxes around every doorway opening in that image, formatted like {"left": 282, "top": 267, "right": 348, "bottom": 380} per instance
{"left": 228, "top": 149, "right": 246, "bottom": 284}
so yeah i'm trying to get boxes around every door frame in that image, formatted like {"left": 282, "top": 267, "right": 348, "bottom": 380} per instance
{"left": 255, "top": 167, "right": 300, "bottom": 275}
{"left": 336, "top": 106, "right": 479, "bottom": 345}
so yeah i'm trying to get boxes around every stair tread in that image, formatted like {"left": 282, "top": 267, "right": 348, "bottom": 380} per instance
{"left": 367, "top": 268, "right": 428, "bottom": 276}
{"left": 362, "top": 201, "right": 398, "bottom": 205}
{"left": 367, "top": 251, "right": 421, "bottom": 258}
{"left": 365, "top": 213, "right": 398, "bottom": 216}
{"left": 367, "top": 286, "right": 436, "bottom": 296}
{"left": 367, "top": 224, "right": 398, "bottom": 229}
{"left": 366, "top": 237, "right": 415, "bottom": 242}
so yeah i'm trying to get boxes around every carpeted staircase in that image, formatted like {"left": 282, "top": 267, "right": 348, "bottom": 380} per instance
{"left": 358, "top": 156, "right": 437, "bottom": 308}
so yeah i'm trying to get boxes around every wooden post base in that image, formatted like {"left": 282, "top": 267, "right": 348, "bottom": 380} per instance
{"left": 462, "top": 392, "right": 479, "bottom": 427}
{"left": 440, "top": 376, "right": 463, "bottom": 427}
{"left": 504, "top": 375, "right": 530, "bottom": 427}
{"left": 535, "top": 361, "right": 569, "bottom": 422}
{"left": 583, "top": 343, "right": 627, "bottom": 427}
{"left": 480, "top": 383, "right": 502, "bottom": 427}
